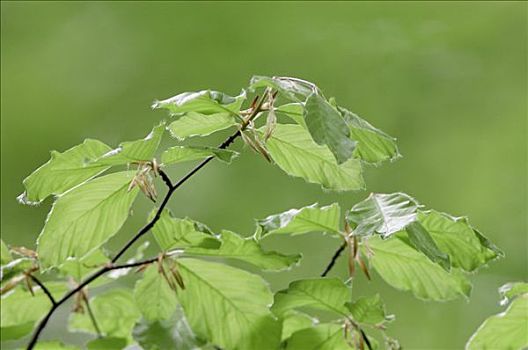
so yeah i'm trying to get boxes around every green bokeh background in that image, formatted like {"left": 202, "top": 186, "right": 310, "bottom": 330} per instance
{"left": 1, "top": 1, "right": 526, "bottom": 349}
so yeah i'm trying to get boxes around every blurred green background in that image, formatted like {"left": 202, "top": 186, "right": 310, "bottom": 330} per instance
{"left": 1, "top": 1, "right": 526, "bottom": 349}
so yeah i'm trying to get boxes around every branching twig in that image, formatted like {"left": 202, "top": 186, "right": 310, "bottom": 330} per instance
{"left": 26, "top": 93, "right": 269, "bottom": 350}
{"left": 320, "top": 241, "right": 347, "bottom": 277}
{"left": 27, "top": 274, "right": 56, "bottom": 305}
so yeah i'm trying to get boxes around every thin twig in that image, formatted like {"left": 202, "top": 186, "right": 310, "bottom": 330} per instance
{"left": 81, "top": 292, "right": 102, "bottom": 338}
{"left": 26, "top": 93, "right": 269, "bottom": 350}
{"left": 320, "top": 241, "right": 347, "bottom": 277}
{"left": 27, "top": 274, "right": 56, "bottom": 305}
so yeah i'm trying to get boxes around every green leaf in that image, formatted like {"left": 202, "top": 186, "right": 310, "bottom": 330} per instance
{"left": 95, "top": 123, "right": 165, "bottom": 166}
{"left": 185, "top": 230, "right": 301, "bottom": 271}
{"left": 134, "top": 265, "right": 178, "bottom": 322}
{"left": 339, "top": 106, "right": 400, "bottom": 164}
{"left": 345, "top": 294, "right": 393, "bottom": 325}
{"left": 417, "top": 210, "right": 501, "bottom": 272}
{"left": 276, "top": 103, "right": 306, "bottom": 127}
{"left": 0, "top": 240, "right": 11, "bottom": 265}
{"left": 69, "top": 289, "right": 141, "bottom": 339}
{"left": 161, "top": 145, "right": 238, "bottom": 165}
{"left": 176, "top": 258, "right": 281, "bottom": 350}
{"left": 133, "top": 307, "right": 203, "bottom": 350}
{"left": 151, "top": 209, "right": 220, "bottom": 251}
{"left": 18, "top": 139, "right": 111, "bottom": 205}
{"left": 153, "top": 89, "right": 246, "bottom": 115}
{"left": 272, "top": 278, "right": 350, "bottom": 317}
{"left": 367, "top": 235, "right": 472, "bottom": 301}
{"left": 37, "top": 171, "right": 139, "bottom": 268}
{"left": 466, "top": 294, "right": 528, "bottom": 350}
{"left": 263, "top": 124, "right": 364, "bottom": 191}
{"left": 86, "top": 337, "right": 127, "bottom": 350}
{"left": 346, "top": 192, "right": 420, "bottom": 238}
{"left": 257, "top": 203, "right": 341, "bottom": 239}
{"left": 285, "top": 324, "right": 350, "bottom": 350}
{"left": 1, "top": 283, "right": 68, "bottom": 340}
{"left": 304, "top": 93, "right": 355, "bottom": 164}
{"left": 167, "top": 112, "right": 238, "bottom": 140}
{"left": 1, "top": 257, "right": 34, "bottom": 282}
{"left": 280, "top": 311, "right": 316, "bottom": 342}
{"left": 59, "top": 249, "right": 109, "bottom": 282}
{"left": 249, "top": 76, "right": 314, "bottom": 102}
{"left": 405, "top": 221, "right": 450, "bottom": 271}
{"left": 499, "top": 282, "right": 528, "bottom": 305}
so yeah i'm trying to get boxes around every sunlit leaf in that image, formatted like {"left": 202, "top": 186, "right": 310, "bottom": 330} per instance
{"left": 257, "top": 203, "right": 341, "bottom": 239}
{"left": 37, "top": 171, "right": 139, "bottom": 268}
{"left": 405, "top": 221, "right": 450, "bottom": 271}
{"left": 285, "top": 323, "right": 350, "bottom": 350}
{"left": 280, "top": 311, "right": 317, "bottom": 342}
{"left": 86, "top": 337, "right": 127, "bottom": 350}
{"left": 151, "top": 209, "right": 220, "bottom": 251}
{"left": 186, "top": 230, "right": 301, "bottom": 271}
{"left": 34, "top": 341, "right": 79, "bottom": 350}
{"left": 95, "top": 123, "right": 165, "bottom": 166}
{"left": 346, "top": 192, "right": 420, "bottom": 238}
{"left": 249, "top": 76, "right": 313, "bottom": 102}
{"left": 59, "top": 249, "right": 109, "bottom": 282}
{"left": 338, "top": 106, "right": 400, "bottom": 164}
{"left": 263, "top": 124, "right": 364, "bottom": 191}
{"left": 304, "top": 93, "right": 355, "bottom": 164}
{"left": 466, "top": 294, "right": 528, "bottom": 350}
{"left": 1, "top": 283, "right": 68, "bottom": 340}
{"left": 272, "top": 278, "right": 349, "bottom": 317}
{"left": 134, "top": 265, "right": 178, "bottom": 322}
{"left": 367, "top": 234, "right": 472, "bottom": 301}
{"left": 499, "top": 282, "right": 528, "bottom": 306}
{"left": 153, "top": 90, "right": 246, "bottom": 115}
{"left": 345, "top": 294, "right": 393, "bottom": 325}
{"left": 69, "top": 289, "right": 141, "bottom": 339}
{"left": 176, "top": 258, "right": 281, "bottom": 350}
{"left": 417, "top": 210, "right": 502, "bottom": 272}
{"left": 18, "top": 139, "right": 111, "bottom": 205}
{"left": 0, "top": 240, "right": 11, "bottom": 265}
{"left": 161, "top": 145, "right": 238, "bottom": 165}
{"left": 276, "top": 103, "right": 306, "bottom": 127}
{"left": 167, "top": 112, "right": 238, "bottom": 140}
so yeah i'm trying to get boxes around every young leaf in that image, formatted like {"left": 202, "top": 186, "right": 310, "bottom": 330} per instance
{"left": 272, "top": 278, "right": 350, "bottom": 317}
{"left": 367, "top": 235, "right": 472, "bottom": 301}
{"left": 161, "top": 145, "right": 238, "bottom": 165}
{"left": 1, "top": 257, "right": 34, "bottom": 283}
{"left": 59, "top": 249, "right": 109, "bottom": 282}
{"left": 133, "top": 307, "right": 203, "bottom": 350}
{"left": 33, "top": 341, "right": 79, "bottom": 350}
{"left": 69, "top": 289, "right": 141, "bottom": 339}
{"left": 405, "top": 221, "right": 450, "bottom": 271}
{"left": 280, "top": 311, "right": 317, "bottom": 342}
{"left": 466, "top": 294, "right": 528, "bottom": 350}
{"left": 345, "top": 294, "right": 393, "bottom": 325}
{"left": 338, "top": 106, "right": 400, "bottom": 164}
{"left": 133, "top": 265, "right": 178, "bottom": 322}
{"left": 0, "top": 240, "right": 11, "bottom": 265}
{"left": 249, "top": 76, "right": 314, "bottom": 102}
{"left": 276, "top": 103, "right": 306, "bottom": 127}
{"left": 417, "top": 210, "right": 502, "bottom": 272}
{"left": 86, "top": 337, "right": 127, "bottom": 350}
{"left": 151, "top": 209, "right": 220, "bottom": 251}
{"left": 176, "top": 258, "right": 281, "bottom": 350}
{"left": 167, "top": 112, "right": 238, "bottom": 140}
{"left": 285, "top": 323, "right": 350, "bottom": 350}
{"left": 185, "top": 230, "right": 301, "bottom": 271}
{"left": 263, "top": 124, "right": 364, "bottom": 192}
{"left": 346, "top": 192, "right": 420, "bottom": 238}
{"left": 37, "top": 171, "right": 139, "bottom": 268}
{"left": 95, "top": 123, "right": 165, "bottom": 166}
{"left": 304, "top": 93, "right": 355, "bottom": 164}
{"left": 1, "top": 283, "right": 68, "bottom": 340}
{"left": 499, "top": 282, "right": 528, "bottom": 305}
{"left": 153, "top": 89, "right": 246, "bottom": 115}
{"left": 257, "top": 203, "right": 341, "bottom": 239}
{"left": 18, "top": 139, "right": 111, "bottom": 205}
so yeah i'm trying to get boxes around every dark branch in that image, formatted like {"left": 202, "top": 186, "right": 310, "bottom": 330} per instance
{"left": 360, "top": 328, "right": 373, "bottom": 350}
{"left": 320, "top": 241, "right": 347, "bottom": 277}
{"left": 28, "top": 274, "right": 56, "bottom": 305}
{"left": 26, "top": 95, "right": 268, "bottom": 350}
{"left": 159, "top": 169, "right": 174, "bottom": 189}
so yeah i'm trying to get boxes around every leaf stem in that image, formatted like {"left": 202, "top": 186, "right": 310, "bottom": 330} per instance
{"left": 81, "top": 292, "right": 103, "bottom": 338}
{"left": 26, "top": 93, "right": 269, "bottom": 350}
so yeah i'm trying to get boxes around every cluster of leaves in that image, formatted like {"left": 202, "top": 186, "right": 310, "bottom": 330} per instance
{"left": 0, "top": 76, "right": 521, "bottom": 350}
